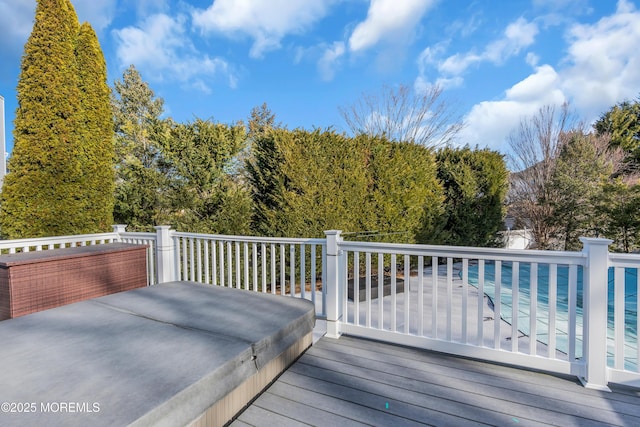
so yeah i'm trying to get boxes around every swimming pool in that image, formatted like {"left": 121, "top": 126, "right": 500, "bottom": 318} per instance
{"left": 467, "top": 262, "right": 638, "bottom": 370}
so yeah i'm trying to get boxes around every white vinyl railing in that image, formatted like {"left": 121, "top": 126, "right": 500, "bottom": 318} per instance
{"left": 1, "top": 226, "right": 638, "bottom": 390}
{"left": 171, "top": 231, "right": 327, "bottom": 316}
{"left": 331, "top": 237, "right": 588, "bottom": 380}
{"left": 324, "top": 232, "right": 640, "bottom": 391}
{"left": 0, "top": 232, "right": 120, "bottom": 253}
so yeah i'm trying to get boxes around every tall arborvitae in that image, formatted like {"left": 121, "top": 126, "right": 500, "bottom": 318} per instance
{"left": 0, "top": 0, "right": 114, "bottom": 238}
{"left": 76, "top": 22, "right": 115, "bottom": 232}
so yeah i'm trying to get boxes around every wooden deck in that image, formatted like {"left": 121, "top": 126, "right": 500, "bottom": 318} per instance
{"left": 231, "top": 335, "right": 640, "bottom": 426}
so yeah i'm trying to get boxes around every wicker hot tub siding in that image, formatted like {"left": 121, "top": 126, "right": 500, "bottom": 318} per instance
{"left": 0, "top": 243, "right": 148, "bottom": 320}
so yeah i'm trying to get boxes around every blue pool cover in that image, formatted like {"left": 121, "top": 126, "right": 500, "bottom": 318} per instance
{"left": 467, "top": 262, "right": 638, "bottom": 370}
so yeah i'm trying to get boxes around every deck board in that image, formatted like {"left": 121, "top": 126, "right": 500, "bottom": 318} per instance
{"left": 231, "top": 335, "right": 640, "bottom": 426}
{"left": 309, "top": 339, "right": 640, "bottom": 420}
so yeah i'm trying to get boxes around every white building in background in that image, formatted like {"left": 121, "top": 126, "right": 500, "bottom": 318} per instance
{"left": 0, "top": 95, "right": 5, "bottom": 188}
{"left": 502, "top": 228, "right": 534, "bottom": 250}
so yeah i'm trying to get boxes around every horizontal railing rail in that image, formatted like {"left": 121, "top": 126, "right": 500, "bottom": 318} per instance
{"left": 0, "top": 232, "right": 120, "bottom": 254}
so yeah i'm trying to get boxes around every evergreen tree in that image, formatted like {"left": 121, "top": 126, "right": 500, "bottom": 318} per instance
{"left": 547, "top": 132, "right": 611, "bottom": 250}
{"left": 76, "top": 22, "right": 115, "bottom": 232}
{"left": 0, "top": 0, "right": 92, "bottom": 238}
{"left": 596, "top": 180, "right": 640, "bottom": 253}
{"left": 365, "top": 137, "right": 444, "bottom": 244}
{"left": 157, "top": 117, "right": 252, "bottom": 234}
{"left": 276, "top": 129, "right": 371, "bottom": 238}
{"left": 435, "top": 146, "right": 508, "bottom": 247}
{"left": 111, "top": 65, "right": 166, "bottom": 231}
{"left": 594, "top": 97, "right": 640, "bottom": 174}
{"left": 246, "top": 126, "right": 286, "bottom": 236}
{"left": 248, "top": 103, "right": 277, "bottom": 139}
{"left": 246, "top": 128, "right": 444, "bottom": 242}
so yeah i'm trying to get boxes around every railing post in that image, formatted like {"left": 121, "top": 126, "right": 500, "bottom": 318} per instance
{"left": 155, "top": 226, "right": 176, "bottom": 284}
{"left": 112, "top": 224, "right": 127, "bottom": 239}
{"left": 580, "top": 237, "right": 613, "bottom": 391}
{"left": 325, "top": 230, "right": 343, "bottom": 339}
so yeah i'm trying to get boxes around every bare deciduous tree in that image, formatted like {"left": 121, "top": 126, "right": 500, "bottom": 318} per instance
{"left": 507, "top": 103, "right": 579, "bottom": 249}
{"left": 339, "top": 83, "right": 464, "bottom": 148}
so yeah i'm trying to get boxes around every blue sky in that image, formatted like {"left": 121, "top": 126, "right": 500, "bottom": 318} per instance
{"left": 1, "top": 0, "right": 640, "bottom": 160}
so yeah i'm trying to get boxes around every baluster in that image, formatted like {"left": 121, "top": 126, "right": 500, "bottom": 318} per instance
{"left": 196, "top": 239, "right": 202, "bottom": 283}
{"left": 615, "top": 267, "right": 625, "bottom": 369}
{"left": 418, "top": 255, "right": 424, "bottom": 336}
{"left": 404, "top": 254, "right": 410, "bottom": 334}
{"left": 311, "top": 245, "right": 316, "bottom": 305}
{"left": 477, "top": 259, "right": 485, "bottom": 346}
{"left": 462, "top": 258, "right": 468, "bottom": 343}
{"left": 568, "top": 264, "right": 578, "bottom": 361}
{"left": 189, "top": 238, "right": 196, "bottom": 282}
{"left": 300, "top": 245, "right": 306, "bottom": 299}
{"left": 446, "top": 257, "right": 452, "bottom": 341}
{"left": 494, "top": 260, "right": 502, "bottom": 350}
{"left": 432, "top": 256, "right": 438, "bottom": 338}
{"left": 280, "top": 244, "right": 285, "bottom": 295}
{"left": 391, "top": 253, "right": 397, "bottom": 332}
{"left": 211, "top": 241, "right": 217, "bottom": 286}
{"left": 354, "top": 251, "right": 360, "bottom": 326}
{"left": 227, "top": 241, "right": 233, "bottom": 288}
{"left": 289, "top": 244, "right": 295, "bottom": 297}
{"left": 366, "top": 252, "right": 372, "bottom": 328}
{"left": 244, "top": 242, "right": 250, "bottom": 291}
{"left": 271, "top": 243, "right": 276, "bottom": 294}
{"left": 234, "top": 242, "right": 240, "bottom": 289}
{"left": 548, "top": 264, "right": 557, "bottom": 357}
{"left": 512, "top": 261, "right": 520, "bottom": 352}
{"left": 218, "top": 241, "right": 224, "bottom": 287}
{"left": 252, "top": 243, "right": 258, "bottom": 292}
{"left": 203, "top": 240, "right": 210, "bottom": 284}
{"left": 261, "top": 243, "right": 267, "bottom": 293}
{"left": 181, "top": 238, "right": 188, "bottom": 281}
{"left": 530, "top": 263, "right": 538, "bottom": 356}
{"left": 377, "top": 253, "right": 384, "bottom": 330}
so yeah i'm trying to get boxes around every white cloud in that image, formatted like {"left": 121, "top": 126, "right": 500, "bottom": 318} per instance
{"left": 446, "top": 13, "right": 483, "bottom": 38}
{"left": 415, "top": 16, "right": 539, "bottom": 93}
{"left": 458, "top": 0, "right": 640, "bottom": 153}
{"left": 73, "top": 0, "right": 117, "bottom": 32}
{"left": 192, "top": 0, "right": 336, "bottom": 58}
{"left": 113, "top": 13, "right": 237, "bottom": 92}
{"left": 506, "top": 65, "right": 562, "bottom": 102}
{"left": 484, "top": 17, "right": 538, "bottom": 63}
{"left": 414, "top": 75, "right": 463, "bottom": 94}
{"left": 459, "top": 65, "right": 566, "bottom": 151}
{"left": 526, "top": 52, "right": 540, "bottom": 66}
{"left": 349, "top": 0, "right": 436, "bottom": 52}
{"left": 438, "top": 52, "right": 482, "bottom": 75}
{"left": 447, "top": 17, "right": 538, "bottom": 75}
{"left": 560, "top": 0, "right": 640, "bottom": 120}
{"left": 318, "top": 41, "right": 346, "bottom": 81}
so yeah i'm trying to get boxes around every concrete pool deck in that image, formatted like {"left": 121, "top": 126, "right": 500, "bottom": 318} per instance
{"left": 0, "top": 281, "right": 315, "bottom": 427}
